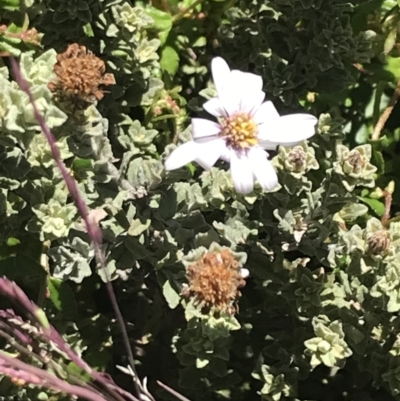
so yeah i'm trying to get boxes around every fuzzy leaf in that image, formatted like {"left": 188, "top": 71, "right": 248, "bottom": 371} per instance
{"left": 48, "top": 277, "right": 78, "bottom": 319}
{"left": 161, "top": 46, "right": 179, "bottom": 76}
{"left": 359, "top": 196, "right": 385, "bottom": 217}
{"left": 339, "top": 203, "right": 368, "bottom": 221}
{"left": 162, "top": 279, "right": 181, "bottom": 309}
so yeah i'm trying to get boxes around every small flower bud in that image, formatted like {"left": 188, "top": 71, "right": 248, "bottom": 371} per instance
{"left": 385, "top": 180, "right": 395, "bottom": 195}
{"left": 153, "top": 106, "right": 162, "bottom": 116}
{"left": 347, "top": 149, "right": 365, "bottom": 172}
{"left": 317, "top": 340, "right": 331, "bottom": 353}
{"left": 370, "top": 187, "right": 384, "bottom": 199}
{"left": 367, "top": 230, "right": 391, "bottom": 255}
{"left": 334, "top": 144, "right": 377, "bottom": 191}
{"left": 288, "top": 148, "right": 307, "bottom": 172}
{"left": 307, "top": 92, "right": 316, "bottom": 103}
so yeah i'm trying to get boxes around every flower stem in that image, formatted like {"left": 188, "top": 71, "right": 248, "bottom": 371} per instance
{"left": 37, "top": 240, "right": 51, "bottom": 307}
{"left": 10, "top": 58, "right": 144, "bottom": 401}
{"left": 372, "top": 78, "right": 400, "bottom": 141}
{"left": 382, "top": 190, "right": 392, "bottom": 228}
{"left": 222, "top": 0, "right": 238, "bottom": 12}
{"left": 157, "top": 381, "right": 192, "bottom": 401}
{"left": 152, "top": 114, "right": 177, "bottom": 121}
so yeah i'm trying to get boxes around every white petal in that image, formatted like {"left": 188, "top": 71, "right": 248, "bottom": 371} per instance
{"left": 192, "top": 118, "right": 221, "bottom": 141}
{"left": 258, "top": 113, "right": 317, "bottom": 148}
{"left": 219, "top": 145, "right": 232, "bottom": 163}
{"left": 164, "top": 141, "right": 199, "bottom": 170}
{"left": 253, "top": 101, "right": 280, "bottom": 124}
{"left": 240, "top": 268, "right": 250, "bottom": 278}
{"left": 210, "top": 58, "right": 266, "bottom": 119}
{"left": 195, "top": 138, "right": 226, "bottom": 170}
{"left": 257, "top": 124, "right": 279, "bottom": 150}
{"left": 233, "top": 70, "right": 264, "bottom": 113}
{"left": 231, "top": 69, "right": 263, "bottom": 94}
{"left": 248, "top": 147, "right": 278, "bottom": 191}
{"left": 211, "top": 57, "right": 231, "bottom": 100}
{"left": 277, "top": 114, "right": 318, "bottom": 142}
{"left": 241, "top": 90, "right": 265, "bottom": 114}
{"left": 203, "top": 98, "right": 227, "bottom": 117}
{"left": 257, "top": 139, "right": 279, "bottom": 151}
{"left": 230, "top": 151, "right": 254, "bottom": 194}
{"left": 221, "top": 70, "right": 265, "bottom": 115}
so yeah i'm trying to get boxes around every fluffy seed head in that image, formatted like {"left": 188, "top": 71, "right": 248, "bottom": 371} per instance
{"left": 48, "top": 43, "right": 115, "bottom": 108}
{"left": 183, "top": 249, "right": 247, "bottom": 315}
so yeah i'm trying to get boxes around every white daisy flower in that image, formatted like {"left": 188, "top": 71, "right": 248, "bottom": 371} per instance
{"left": 165, "top": 57, "right": 318, "bottom": 194}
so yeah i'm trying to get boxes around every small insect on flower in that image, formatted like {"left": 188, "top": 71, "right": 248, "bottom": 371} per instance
{"left": 165, "top": 57, "right": 318, "bottom": 194}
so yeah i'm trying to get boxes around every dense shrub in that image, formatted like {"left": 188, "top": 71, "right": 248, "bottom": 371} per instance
{"left": 2, "top": 0, "right": 400, "bottom": 401}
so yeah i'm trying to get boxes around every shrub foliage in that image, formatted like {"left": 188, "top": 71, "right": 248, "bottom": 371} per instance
{"left": 2, "top": 0, "right": 400, "bottom": 401}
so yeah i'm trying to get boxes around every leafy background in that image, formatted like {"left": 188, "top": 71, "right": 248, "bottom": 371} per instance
{"left": 2, "top": 0, "right": 400, "bottom": 400}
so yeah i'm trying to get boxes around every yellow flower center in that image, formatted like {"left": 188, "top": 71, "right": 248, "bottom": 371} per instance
{"left": 220, "top": 113, "right": 258, "bottom": 149}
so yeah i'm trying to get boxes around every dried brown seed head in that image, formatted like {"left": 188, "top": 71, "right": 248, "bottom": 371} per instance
{"left": 48, "top": 43, "right": 115, "bottom": 108}
{"left": 183, "top": 249, "right": 247, "bottom": 315}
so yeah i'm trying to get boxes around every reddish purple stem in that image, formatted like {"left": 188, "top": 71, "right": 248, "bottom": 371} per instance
{"left": 0, "top": 309, "right": 32, "bottom": 344}
{"left": 0, "top": 352, "right": 108, "bottom": 401}
{"left": 10, "top": 59, "right": 139, "bottom": 396}
{"left": 0, "top": 277, "right": 135, "bottom": 401}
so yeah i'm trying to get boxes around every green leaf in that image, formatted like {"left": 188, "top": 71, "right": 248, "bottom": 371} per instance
{"left": 193, "top": 37, "right": 207, "bottom": 47}
{"left": 48, "top": 277, "right": 78, "bottom": 319}
{"left": 148, "top": 7, "right": 172, "bottom": 31}
{"left": 147, "top": 7, "right": 172, "bottom": 44}
{"left": 35, "top": 308, "right": 50, "bottom": 329}
{"left": 196, "top": 358, "right": 210, "bottom": 368}
{"left": 126, "top": 158, "right": 163, "bottom": 188}
{"left": 0, "top": 0, "right": 20, "bottom": 11}
{"left": 97, "top": 260, "right": 117, "bottom": 283}
{"left": 384, "top": 27, "right": 398, "bottom": 55}
{"left": 84, "top": 349, "right": 111, "bottom": 372}
{"left": 73, "top": 158, "right": 92, "bottom": 171}
{"left": 160, "top": 46, "right": 180, "bottom": 76}
{"left": 372, "top": 149, "right": 385, "bottom": 174}
{"left": 66, "top": 362, "right": 91, "bottom": 383}
{"left": 15, "top": 252, "right": 46, "bottom": 278}
{"left": 358, "top": 196, "right": 386, "bottom": 217}
{"left": 128, "top": 218, "right": 151, "bottom": 236}
{"left": 6, "top": 237, "right": 20, "bottom": 247}
{"left": 49, "top": 237, "right": 94, "bottom": 283}
{"left": 37, "top": 392, "right": 49, "bottom": 401}
{"left": 0, "top": 258, "right": 17, "bottom": 279}
{"left": 384, "top": 56, "right": 400, "bottom": 81}
{"left": 162, "top": 279, "right": 180, "bottom": 309}
{"left": 339, "top": 203, "right": 368, "bottom": 222}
